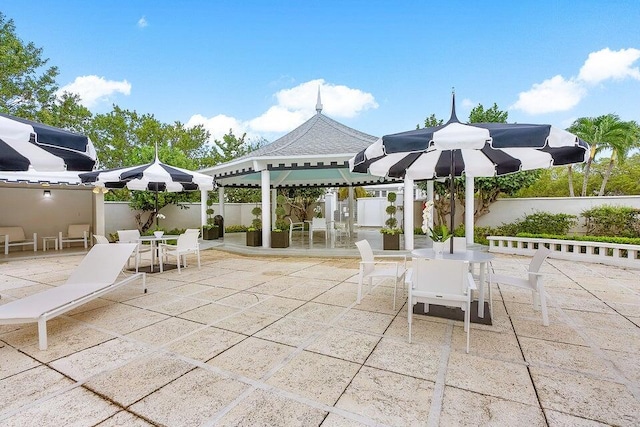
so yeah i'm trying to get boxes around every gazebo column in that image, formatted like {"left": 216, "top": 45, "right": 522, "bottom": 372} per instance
{"left": 218, "top": 186, "right": 225, "bottom": 222}
{"left": 404, "top": 178, "right": 414, "bottom": 250}
{"left": 200, "top": 189, "right": 207, "bottom": 227}
{"left": 348, "top": 186, "right": 354, "bottom": 236}
{"left": 261, "top": 170, "right": 271, "bottom": 247}
{"left": 465, "top": 175, "right": 474, "bottom": 245}
{"left": 92, "top": 191, "right": 106, "bottom": 237}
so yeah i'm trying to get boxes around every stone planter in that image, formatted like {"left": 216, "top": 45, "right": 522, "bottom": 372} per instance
{"left": 432, "top": 241, "right": 446, "bottom": 257}
{"left": 202, "top": 226, "right": 219, "bottom": 240}
{"left": 271, "top": 231, "right": 289, "bottom": 248}
{"left": 246, "top": 230, "right": 262, "bottom": 247}
{"left": 382, "top": 233, "right": 400, "bottom": 250}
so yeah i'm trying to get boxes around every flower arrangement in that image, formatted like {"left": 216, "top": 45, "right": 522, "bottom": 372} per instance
{"left": 313, "top": 205, "right": 323, "bottom": 218}
{"left": 421, "top": 200, "right": 450, "bottom": 242}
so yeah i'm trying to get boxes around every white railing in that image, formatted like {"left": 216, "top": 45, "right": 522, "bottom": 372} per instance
{"left": 487, "top": 236, "right": 640, "bottom": 269}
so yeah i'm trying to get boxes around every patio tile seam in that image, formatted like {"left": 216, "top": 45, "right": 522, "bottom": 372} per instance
{"left": 551, "top": 301, "right": 640, "bottom": 401}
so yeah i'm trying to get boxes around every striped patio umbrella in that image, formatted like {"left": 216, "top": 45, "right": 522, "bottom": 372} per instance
{"left": 79, "top": 149, "right": 215, "bottom": 226}
{"left": 349, "top": 94, "right": 590, "bottom": 252}
{"left": 0, "top": 113, "right": 96, "bottom": 172}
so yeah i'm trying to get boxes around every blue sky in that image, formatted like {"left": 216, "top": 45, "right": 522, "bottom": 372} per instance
{"left": 4, "top": 1, "right": 640, "bottom": 144}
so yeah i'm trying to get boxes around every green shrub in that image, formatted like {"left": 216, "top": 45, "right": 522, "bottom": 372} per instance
{"left": 517, "top": 233, "right": 640, "bottom": 246}
{"left": 514, "top": 212, "right": 577, "bottom": 235}
{"left": 225, "top": 225, "right": 248, "bottom": 233}
{"left": 581, "top": 205, "right": 640, "bottom": 238}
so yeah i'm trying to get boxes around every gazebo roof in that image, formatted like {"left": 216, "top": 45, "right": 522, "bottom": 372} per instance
{"left": 201, "top": 111, "right": 396, "bottom": 189}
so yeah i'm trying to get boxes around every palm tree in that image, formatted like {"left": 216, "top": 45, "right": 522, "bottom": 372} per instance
{"left": 568, "top": 114, "right": 637, "bottom": 197}
{"left": 597, "top": 120, "right": 640, "bottom": 196}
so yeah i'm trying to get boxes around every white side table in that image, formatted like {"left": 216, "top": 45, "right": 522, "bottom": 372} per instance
{"left": 42, "top": 236, "right": 58, "bottom": 251}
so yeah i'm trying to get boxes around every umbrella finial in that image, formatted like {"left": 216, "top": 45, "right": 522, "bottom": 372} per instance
{"left": 447, "top": 89, "right": 460, "bottom": 124}
{"left": 154, "top": 141, "right": 159, "bottom": 162}
{"left": 315, "top": 86, "right": 323, "bottom": 114}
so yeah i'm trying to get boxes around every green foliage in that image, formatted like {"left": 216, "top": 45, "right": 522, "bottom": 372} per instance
{"left": 516, "top": 233, "right": 640, "bottom": 246}
{"left": 429, "top": 224, "right": 451, "bottom": 242}
{"left": 421, "top": 114, "right": 444, "bottom": 128}
{"left": 337, "top": 186, "right": 369, "bottom": 200}
{"left": 274, "top": 195, "right": 288, "bottom": 231}
{"left": 513, "top": 212, "right": 577, "bottom": 235}
{"left": 0, "top": 13, "right": 60, "bottom": 118}
{"left": 581, "top": 205, "right": 640, "bottom": 237}
{"left": 380, "top": 227, "right": 403, "bottom": 235}
{"left": 225, "top": 225, "right": 248, "bottom": 233}
{"left": 250, "top": 205, "right": 262, "bottom": 229}
{"left": 468, "top": 103, "right": 508, "bottom": 123}
{"left": 224, "top": 188, "right": 262, "bottom": 203}
{"left": 382, "top": 192, "right": 399, "bottom": 231}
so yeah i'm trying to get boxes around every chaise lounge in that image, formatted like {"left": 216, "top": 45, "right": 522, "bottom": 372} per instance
{"left": 0, "top": 243, "right": 146, "bottom": 350}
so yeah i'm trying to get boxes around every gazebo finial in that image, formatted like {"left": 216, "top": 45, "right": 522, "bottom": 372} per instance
{"left": 154, "top": 141, "right": 160, "bottom": 162}
{"left": 315, "top": 86, "right": 323, "bottom": 114}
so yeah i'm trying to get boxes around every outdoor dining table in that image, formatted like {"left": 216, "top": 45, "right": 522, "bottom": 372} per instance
{"left": 137, "top": 234, "right": 179, "bottom": 272}
{"left": 411, "top": 248, "right": 495, "bottom": 318}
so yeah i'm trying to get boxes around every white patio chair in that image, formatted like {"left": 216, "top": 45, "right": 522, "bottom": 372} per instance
{"left": 117, "top": 229, "right": 152, "bottom": 272}
{"left": 409, "top": 258, "right": 476, "bottom": 353}
{"left": 355, "top": 239, "right": 407, "bottom": 310}
{"left": 59, "top": 224, "right": 90, "bottom": 249}
{"left": 93, "top": 234, "right": 110, "bottom": 244}
{"left": 287, "top": 217, "right": 305, "bottom": 244}
{"left": 490, "top": 247, "right": 552, "bottom": 326}
{"left": 185, "top": 228, "right": 201, "bottom": 237}
{"left": 310, "top": 217, "right": 328, "bottom": 244}
{"left": 159, "top": 232, "right": 201, "bottom": 273}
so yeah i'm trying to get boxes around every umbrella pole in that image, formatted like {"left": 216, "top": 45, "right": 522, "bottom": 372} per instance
{"left": 450, "top": 150, "right": 455, "bottom": 254}
{"left": 155, "top": 188, "right": 159, "bottom": 229}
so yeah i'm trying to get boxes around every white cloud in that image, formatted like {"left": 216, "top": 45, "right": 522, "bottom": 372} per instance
{"left": 461, "top": 98, "right": 475, "bottom": 108}
{"left": 578, "top": 47, "right": 640, "bottom": 84}
{"left": 187, "top": 79, "right": 378, "bottom": 141}
{"left": 511, "top": 75, "right": 585, "bottom": 115}
{"left": 512, "top": 47, "right": 640, "bottom": 115}
{"left": 137, "top": 16, "right": 148, "bottom": 28}
{"left": 57, "top": 75, "right": 131, "bottom": 108}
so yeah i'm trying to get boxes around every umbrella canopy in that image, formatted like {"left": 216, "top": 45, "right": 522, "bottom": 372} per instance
{"left": 0, "top": 113, "right": 97, "bottom": 172}
{"left": 350, "top": 97, "right": 589, "bottom": 180}
{"left": 79, "top": 155, "right": 215, "bottom": 192}
{"left": 349, "top": 94, "right": 590, "bottom": 252}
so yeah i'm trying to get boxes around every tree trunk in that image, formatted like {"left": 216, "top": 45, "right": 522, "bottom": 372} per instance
{"left": 598, "top": 159, "right": 616, "bottom": 196}
{"left": 581, "top": 158, "right": 593, "bottom": 197}
{"left": 567, "top": 165, "right": 575, "bottom": 197}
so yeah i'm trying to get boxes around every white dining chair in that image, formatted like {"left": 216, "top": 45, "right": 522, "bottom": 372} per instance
{"left": 355, "top": 239, "right": 407, "bottom": 310}
{"left": 490, "top": 247, "right": 552, "bottom": 326}
{"left": 409, "top": 257, "right": 476, "bottom": 353}
{"left": 287, "top": 217, "right": 305, "bottom": 244}
{"left": 159, "top": 232, "right": 201, "bottom": 273}
{"left": 117, "top": 229, "right": 152, "bottom": 272}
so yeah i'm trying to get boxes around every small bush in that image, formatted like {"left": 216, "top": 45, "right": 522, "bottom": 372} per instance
{"left": 582, "top": 205, "right": 640, "bottom": 238}
{"left": 514, "top": 212, "right": 577, "bottom": 235}
{"left": 517, "top": 233, "right": 640, "bottom": 246}
{"left": 225, "top": 225, "right": 248, "bottom": 233}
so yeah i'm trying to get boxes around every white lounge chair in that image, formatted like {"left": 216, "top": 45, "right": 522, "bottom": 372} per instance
{"left": 0, "top": 243, "right": 146, "bottom": 350}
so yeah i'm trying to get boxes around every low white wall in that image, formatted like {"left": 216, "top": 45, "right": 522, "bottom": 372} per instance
{"left": 476, "top": 196, "right": 640, "bottom": 233}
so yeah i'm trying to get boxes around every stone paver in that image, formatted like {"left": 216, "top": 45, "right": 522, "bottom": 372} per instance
{"left": 0, "top": 248, "right": 638, "bottom": 426}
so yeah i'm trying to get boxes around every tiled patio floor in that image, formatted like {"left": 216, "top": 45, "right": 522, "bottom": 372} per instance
{"left": 1, "top": 248, "right": 639, "bottom": 426}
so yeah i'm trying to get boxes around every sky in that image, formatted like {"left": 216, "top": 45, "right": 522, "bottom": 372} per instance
{"left": 3, "top": 1, "right": 640, "bottom": 144}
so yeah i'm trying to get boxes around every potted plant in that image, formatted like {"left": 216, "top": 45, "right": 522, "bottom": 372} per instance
{"left": 246, "top": 205, "right": 262, "bottom": 246}
{"left": 429, "top": 224, "right": 451, "bottom": 256}
{"left": 271, "top": 194, "right": 290, "bottom": 248}
{"left": 202, "top": 198, "right": 219, "bottom": 240}
{"left": 380, "top": 192, "right": 402, "bottom": 250}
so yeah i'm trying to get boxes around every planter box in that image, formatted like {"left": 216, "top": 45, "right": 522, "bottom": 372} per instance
{"left": 271, "top": 231, "right": 289, "bottom": 248}
{"left": 246, "top": 230, "right": 262, "bottom": 247}
{"left": 383, "top": 233, "right": 400, "bottom": 250}
{"left": 202, "top": 226, "right": 219, "bottom": 240}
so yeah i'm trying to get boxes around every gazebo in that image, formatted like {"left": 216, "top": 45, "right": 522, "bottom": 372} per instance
{"left": 200, "top": 93, "right": 398, "bottom": 247}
